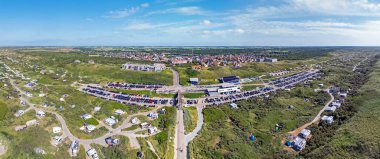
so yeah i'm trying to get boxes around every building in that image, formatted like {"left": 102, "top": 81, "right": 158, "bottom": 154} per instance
{"left": 264, "top": 58, "right": 278, "bottom": 62}
{"left": 140, "top": 122, "right": 150, "bottom": 129}
{"left": 131, "top": 117, "right": 138, "bottom": 124}
{"left": 148, "top": 112, "right": 159, "bottom": 119}
{"left": 325, "top": 106, "right": 337, "bottom": 112}
{"left": 105, "top": 137, "right": 119, "bottom": 146}
{"left": 86, "top": 148, "right": 99, "bottom": 159}
{"left": 293, "top": 137, "right": 306, "bottom": 151}
{"left": 122, "top": 63, "right": 166, "bottom": 72}
{"left": 321, "top": 115, "right": 334, "bottom": 124}
{"left": 36, "top": 110, "right": 45, "bottom": 117}
{"left": 220, "top": 76, "right": 240, "bottom": 84}
{"left": 339, "top": 92, "right": 348, "bottom": 98}
{"left": 104, "top": 117, "right": 118, "bottom": 126}
{"left": 230, "top": 103, "right": 238, "bottom": 109}
{"left": 218, "top": 86, "right": 241, "bottom": 94}
{"left": 81, "top": 114, "right": 92, "bottom": 120}
{"left": 94, "top": 106, "right": 101, "bottom": 112}
{"left": 53, "top": 127, "right": 62, "bottom": 134}
{"left": 86, "top": 125, "right": 97, "bottom": 133}
{"left": 26, "top": 119, "right": 38, "bottom": 127}
{"left": 299, "top": 129, "right": 311, "bottom": 139}
{"left": 331, "top": 101, "right": 342, "bottom": 108}
{"left": 191, "top": 65, "right": 202, "bottom": 71}
{"left": 189, "top": 78, "right": 199, "bottom": 85}
{"left": 148, "top": 127, "right": 158, "bottom": 134}
{"left": 114, "top": 109, "right": 125, "bottom": 115}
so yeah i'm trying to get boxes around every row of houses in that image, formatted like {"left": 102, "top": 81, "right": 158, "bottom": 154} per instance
{"left": 121, "top": 63, "right": 166, "bottom": 72}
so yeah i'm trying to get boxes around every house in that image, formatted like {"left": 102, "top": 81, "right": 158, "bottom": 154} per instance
{"left": 38, "top": 93, "right": 45, "bottom": 97}
{"left": 230, "top": 103, "right": 238, "bottom": 109}
{"left": 189, "top": 78, "right": 199, "bottom": 85}
{"left": 339, "top": 92, "right": 348, "bottom": 98}
{"left": 85, "top": 125, "right": 97, "bottom": 133}
{"left": 325, "top": 106, "right": 337, "bottom": 112}
{"left": 220, "top": 76, "right": 240, "bottom": 84}
{"left": 329, "top": 86, "right": 340, "bottom": 93}
{"left": 140, "top": 122, "right": 150, "bottom": 129}
{"left": 191, "top": 65, "right": 202, "bottom": 71}
{"left": 104, "top": 117, "right": 118, "bottom": 126}
{"left": 148, "top": 112, "right": 159, "bottom": 119}
{"left": 94, "top": 106, "right": 101, "bottom": 112}
{"left": 114, "top": 109, "right": 125, "bottom": 115}
{"left": 318, "top": 83, "right": 324, "bottom": 87}
{"left": 105, "top": 137, "right": 119, "bottom": 146}
{"left": 54, "top": 136, "right": 63, "bottom": 145}
{"left": 70, "top": 141, "right": 79, "bottom": 156}
{"left": 321, "top": 115, "right": 334, "bottom": 124}
{"left": 299, "top": 129, "right": 311, "bottom": 139}
{"left": 36, "top": 110, "right": 45, "bottom": 117}
{"left": 131, "top": 117, "right": 138, "bottom": 124}
{"left": 264, "top": 58, "right": 278, "bottom": 62}
{"left": 158, "top": 108, "right": 166, "bottom": 114}
{"left": 87, "top": 148, "right": 100, "bottom": 159}
{"left": 331, "top": 101, "right": 342, "bottom": 108}
{"left": 53, "top": 127, "right": 62, "bottom": 134}
{"left": 81, "top": 114, "right": 92, "bottom": 120}
{"left": 148, "top": 127, "right": 158, "bottom": 134}
{"left": 122, "top": 63, "right": 166, "bottom": 72}
{"left": 293, "top": 137, "right": 306, "bottom": 151}
{"left": 26, "top": 119, "right": 38, "bottom": 127}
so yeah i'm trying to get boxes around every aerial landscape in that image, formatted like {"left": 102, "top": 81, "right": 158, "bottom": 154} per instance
{"left": 1, "top": 1, "right": 380, "bottom": 159}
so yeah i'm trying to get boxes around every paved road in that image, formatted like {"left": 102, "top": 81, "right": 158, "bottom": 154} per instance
{"left": 170, "top": 68, "right": 180, "bottom": 87}
{"left": 174, "top": 91, "right": 187, "bottom": 159}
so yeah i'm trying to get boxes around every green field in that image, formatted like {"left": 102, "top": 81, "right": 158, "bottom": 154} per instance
{"left": 110, "top": 88, "right": 176, "bottom": 98}
{"left": 184, "top": 107, "right": 198, "bottom": 134}
{"left": 183, "top": 92, "right": 205, "bottom": 99}
{"left": 0, "top": 101, "right": 8, "bottom": 121}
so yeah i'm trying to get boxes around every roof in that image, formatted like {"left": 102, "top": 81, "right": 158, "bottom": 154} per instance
{"left": 300, "top": 129, "right": 311, "bottom": 136}
{"left": 221, "top": 76, "right": 239, "bottom": 82}
{"left": 189, "top": 78, "right": 199, "bottom": 82}
{"left": 208, "top": 92, "right": 219, "bottom": 97}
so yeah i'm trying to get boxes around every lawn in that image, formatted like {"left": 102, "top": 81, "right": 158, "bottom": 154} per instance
{"left": 0, "top": 101, "right": 8, "bottom": 121}
{"left": 184, "top": 107, "right": 198, "bottom": 134}
{"left": 183, "top": 92, "right": 205, "bottom": 99}
{"left": 110, "top": 89, "right": 176, "bottom": 98}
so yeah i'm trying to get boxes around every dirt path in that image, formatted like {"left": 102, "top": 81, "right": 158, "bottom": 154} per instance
{"left": 288, "top": 90, "right": 334, "bottom": 136}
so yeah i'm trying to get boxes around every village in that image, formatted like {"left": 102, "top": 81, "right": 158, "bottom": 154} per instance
{"left": 0, "top": 48, "right": 376, "bottom": 159}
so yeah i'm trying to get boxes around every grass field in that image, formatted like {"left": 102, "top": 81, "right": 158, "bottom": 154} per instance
{"left": 183, "top": 92, "right": 205, "bottom": 99}
{"left": 0, "top": 101, "right": 8, "bottom": 121}
{"left": 184, "top": 107, "right": 198, "bottom": 134}
{"left": 241, "top": 85, "right": 263, "bottom": 91}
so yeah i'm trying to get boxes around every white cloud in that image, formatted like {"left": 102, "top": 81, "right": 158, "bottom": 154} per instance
{"left": 105, "top": 3, "right": 150, "bottom": 19}
{"left": 147, "top": 6, "right": 206, "bottom": 16}
{"left": 200, "top": 20, "right": 212, "bottom": 26}
{"left": 140, "top": 3, "right": 150, "bottom": 8}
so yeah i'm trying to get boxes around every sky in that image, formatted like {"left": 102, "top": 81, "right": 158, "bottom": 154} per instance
{"left": 1, "top": 0, "right": 380, "bottom": 46}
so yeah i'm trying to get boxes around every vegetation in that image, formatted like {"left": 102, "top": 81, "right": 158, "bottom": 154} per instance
{"left": 183, "top": 92, "right": 205, "bottom": 98}
{"left": 184, "top": 107, "right": 198, "bottom": 134}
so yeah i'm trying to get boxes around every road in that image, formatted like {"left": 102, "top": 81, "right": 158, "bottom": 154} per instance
{"left": 174, "top": 91, "right": 187, "bottom": 159}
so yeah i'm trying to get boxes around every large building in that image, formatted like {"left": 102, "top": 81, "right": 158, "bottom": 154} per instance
{"left": 122, "top": 63, "right": 166, "bottom": 72}
{"left": 220, "top": 76, "right": 240, "bottom": 84}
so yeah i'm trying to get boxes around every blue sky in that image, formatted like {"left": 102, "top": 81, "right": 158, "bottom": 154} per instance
{"left": 1, "top": 0, "right": 380, "bottom": 46}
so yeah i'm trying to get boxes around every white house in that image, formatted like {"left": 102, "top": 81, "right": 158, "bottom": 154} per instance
{"left": 94, "top": 106, "right": 101, "bottom": 112}
{"left": 131, "top": 117, "right": 138, "bottom": 124}
{"left": 299, "top": 129, "right": 311, "bottom": 139}
{"left": 53, "top": 127, "right": 62, "bottom": 134}
{"left": 325, "top": 106, "right": 337, "bottom": 113}
{"left": 339, "top": 92, "right": 348, "bottom": 98}
{"left": 86, "top": 125, "right": 97, "bottom": 133}
{"left": 26, "top": 119, "right": 38, "bottom": 127}
{"left": 81, "top": 114, "right": 92, "bottom": 120}
{"left": 36, "top": 110, "right": 45, "bottom": 117}
{"left": 230, "top": 103, "right": 238, "bottom": 109}
{"left": 331, "top": 102, "right": 342, "bottom": 108}
{"left": 114, "top": 109, "right": 125, "bottom": 115}
{"left": 104, "top": 117, "right": 118, "bottom": 126}
{"left": 86, "top": 148, "right": 99, "bottom": 159}
{"left": 140, "top": 122, "right": 150, "bottom": 129}
{"left": 148, "top": 127, "right": 158, "bottom": 134}
{"left": 38, "top": 94, "right": 46, "bottom": 97}
{"left": 293, "top": 137, "right": 306, "bottom": 151}
{"left": 321, "top": 116, "right": 334, "bottom": 124}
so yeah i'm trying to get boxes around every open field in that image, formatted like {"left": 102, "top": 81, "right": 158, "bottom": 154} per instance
{"left": 184, "top": 107, "right": 198, "bottom": 134}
